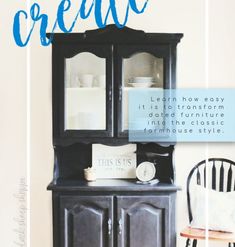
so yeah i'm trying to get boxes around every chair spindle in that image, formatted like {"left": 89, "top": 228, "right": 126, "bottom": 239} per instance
{"left": 220, "top": 162, "right": 224, "bottom": 192}
{"left": 212, "top": 161, "right": 216, "bottom": 190}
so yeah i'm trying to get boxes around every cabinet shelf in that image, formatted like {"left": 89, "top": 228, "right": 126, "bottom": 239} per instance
{"left": 66, "top": 87, "right": 106, "bottom": 90}
{"left": 48, "top": 179, "right": 180, "bottom": 192}
{"left": 123, "top": 87, "right": 163, "bottom": 90}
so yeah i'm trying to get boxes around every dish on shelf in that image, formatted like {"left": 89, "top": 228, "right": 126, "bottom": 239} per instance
{"left": 129, "top": 77, "right": 156, "bottom": 84}
{"left": 128, "top": 82, "right": 156, "bottom": 88}
{"left": 66, "top": 86, "right": 105, "bottom": 90}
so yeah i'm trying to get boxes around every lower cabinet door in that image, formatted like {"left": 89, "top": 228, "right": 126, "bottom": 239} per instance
{"left": 116, "top": 196, "right": 172, "bottom": 247}
{"left": 60, "top": 196, "right": 113, "bottom": 247}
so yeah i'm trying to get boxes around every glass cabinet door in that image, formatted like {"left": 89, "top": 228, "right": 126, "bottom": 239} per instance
{"left": 116, "top": 46, "right": 170, "bottom": 137}
{"left": 58, "top": 45, "right": 113, "bottom": 138}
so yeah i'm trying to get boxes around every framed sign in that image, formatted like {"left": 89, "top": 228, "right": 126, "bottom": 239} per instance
{"left": 92, "top": 144, "right": 137, "bottom": 179}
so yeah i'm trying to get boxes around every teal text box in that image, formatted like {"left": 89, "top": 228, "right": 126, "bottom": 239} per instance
{"left": 128, "top": 89, "right": 235, "bottom": 142}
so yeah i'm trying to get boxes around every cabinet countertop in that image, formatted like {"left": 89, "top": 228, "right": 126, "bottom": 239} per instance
{"left": 47, "top": 179, "right": 181, "bottom": 192}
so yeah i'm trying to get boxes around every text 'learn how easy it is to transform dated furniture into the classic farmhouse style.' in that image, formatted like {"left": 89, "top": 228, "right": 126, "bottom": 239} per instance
{"left": 47, "top": 25, "right": 183, "bottom": 247}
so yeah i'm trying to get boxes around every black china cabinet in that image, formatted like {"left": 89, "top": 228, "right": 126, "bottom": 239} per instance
{"left": 47, "top": 25, "right": 183, "bottom": 247}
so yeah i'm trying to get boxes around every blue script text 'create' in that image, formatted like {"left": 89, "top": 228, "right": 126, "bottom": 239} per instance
{"left": 13, "top": 0, "right": 149, "bottom": 47}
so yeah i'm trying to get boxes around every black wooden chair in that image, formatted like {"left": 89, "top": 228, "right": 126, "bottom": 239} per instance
{"left": 180, "top": 158, "right": 235, "bottom": 247}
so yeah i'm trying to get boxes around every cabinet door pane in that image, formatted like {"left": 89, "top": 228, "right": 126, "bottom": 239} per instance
{"left": 122, "top": 53, "right": 164, "bottom": 132}
{"left": 117, "top": 196, "right": 172, "bottom": 247}
{"left": 65, "top": 52, "right": 106, "bottom": 130}
{"left": 60, "top": 196, "right": 113, "bottom": 247}
{"left": 116, "top": 45, "right": 170, "bottom": 138}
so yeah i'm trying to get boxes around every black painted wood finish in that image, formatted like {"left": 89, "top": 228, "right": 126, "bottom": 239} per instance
{"left": 48, "top": 180, "right": 180, "bottom": 192}
{"left": 49, "top": 182, "right": 178, "bottom": 247}
{"left": 52, "top": 142, "right": 175, "bottom": 183}
{"left": 48, "top": 26, "right": 183, "bottom": 247}
{"left": 117, "top": 195, "right": 172, "bottom": 247}
{"left": 60, "top": 196, "right": 113, "bottom": 247}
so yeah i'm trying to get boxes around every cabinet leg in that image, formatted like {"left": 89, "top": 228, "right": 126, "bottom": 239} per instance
{"left": 185, "top": 238, "right": 191, "bottom": 247}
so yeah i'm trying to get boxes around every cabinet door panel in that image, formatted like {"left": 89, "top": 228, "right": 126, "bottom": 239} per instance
{"left": 115, "top": 45, "right": 171, "bottom": 137}
{"left": 60, "top": 196, "right": 113, "bottom": 247}
{"left": 117, "top": 195, "right": 173, "bottom": 247}
{"left": 54, "top": 44, "right": 113, "bottom": 140}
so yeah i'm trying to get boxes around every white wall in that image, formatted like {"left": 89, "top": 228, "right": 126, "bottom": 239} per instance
{"left": 0, "top": 1, "right": 27, "bottom": 247}
{"left": 1, "top": 1, "right": 235, "bottom": 247}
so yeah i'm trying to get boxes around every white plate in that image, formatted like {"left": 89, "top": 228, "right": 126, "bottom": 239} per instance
{"left": 128, "top": 82, "right": 155, "bottom": 88}
{"left": 129, "top": 77, "right": 156, "bottom": 83}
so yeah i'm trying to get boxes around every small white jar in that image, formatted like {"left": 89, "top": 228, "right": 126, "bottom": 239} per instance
{"left": 84, "top": 167, "right": 96, "bottom": 181}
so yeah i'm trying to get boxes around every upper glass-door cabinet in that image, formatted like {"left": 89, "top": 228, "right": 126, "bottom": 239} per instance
{"left": 116, "top": 45, "right": 172, "bottom": 137}
{"left": 49, "top": 25, "right": 183, "bottom": 143}
{"left": 53, "top": 45, "right": 113, "bottom": 140}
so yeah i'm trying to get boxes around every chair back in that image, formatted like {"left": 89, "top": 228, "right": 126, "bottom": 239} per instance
{"left": 187, "top": 158, "right": 235, "bottom": 222}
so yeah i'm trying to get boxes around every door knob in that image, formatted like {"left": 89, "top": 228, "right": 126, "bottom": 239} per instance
{"left": 109, "top": 89, "right": 112, "bottom": 101}
{"left": 119, "top": 87, "right": 122, "bottom": 101}
{"left": 118, "top": 219, "right": 122, "bottom": 235}
{"left": 108, "top": 219, "right": 112, "bottom": 235}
